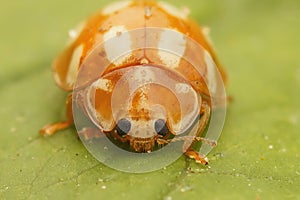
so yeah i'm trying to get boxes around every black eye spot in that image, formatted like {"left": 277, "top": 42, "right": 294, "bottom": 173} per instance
{"left": 155, "top": 119, "right": 168, "bottom": 137}
{"left": 116, "top": 118, "right": 131, "bottom": 136}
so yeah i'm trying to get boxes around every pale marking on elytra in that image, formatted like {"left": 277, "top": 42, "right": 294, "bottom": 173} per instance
{"left": 103, "top": 25, "right": 132, "bottom": 66}
{"left": 68, "top": 22, "right": 85, "bottom": 39}
{"left": 102, "top": 1, "right": 132, "bottom": 15}
{"left": 202, "top": 26, "right": 214, "bottom": 46}
{"left": 158, "top": 30, "right": 186, "bottom": 69}
{"left": 53, "top": 72, "right": 61, "bottom": 86}
{"left": 66, "top": 22, "right": 85, "bottom": 45}
{"left": 158, "top": 2, "right": 190, "bottom": 19}
{"left": 66, "top": 45, "right": 83, "bottom": 86}
{"left": 204, "top": 50, "right": 217, "bottom": 94}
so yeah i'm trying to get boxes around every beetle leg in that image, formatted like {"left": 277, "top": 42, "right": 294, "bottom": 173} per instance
{"left": 185, "top": 150, "right": 209, "bottom": 165}
{"left": 40, "top": 94, "right": 73, "bottom": 136}
{"left": 183, "top": 100, "right": 211, "bottom": 164}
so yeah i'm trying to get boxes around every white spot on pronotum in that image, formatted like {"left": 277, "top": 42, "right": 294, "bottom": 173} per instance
{"left": 123, "top": 68, "right": 157, "bottom": 122}
{"left": 92, "top": 78, "right": 113, "bottom": 92}
{"left": 158, "top": 30, "right": 186, "bottom": 68}
{"left": 268, "top": 145, "right": 274, "bottom": 149}
{"left": 158, "top": 2, "right": 190, "bottom": 19}
{"left": 132, "top": 67, "right": 155, "bottom": 85}
{"left": 103, "top": 26, "right": 132, "bottom": 66}
{"left": 84, "top": 79, "right": 114, "bottom": 131}
{"left": 204, "top": 50, "right": 217, "bottom": 94}
{"left": 172, "top": 82, "right": 199, "bottom": 134}
{"left": 66, "top": 45, "right": 83, "bottom": 86}
{"left": 158, "top": 52, "right": 181, "bottom": 69}
{"left": 175, "top": 83, "right": 191, "bottom": 94}
{"left": 102, "top": 1, "right": 132, "bottom": 15}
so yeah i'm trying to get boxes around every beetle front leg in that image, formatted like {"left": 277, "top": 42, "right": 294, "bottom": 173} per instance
{"left": 184, "top": 100, "right": 211, "bottom": 164}
{"left": 40, "top": 94, "right": 73, "bottom": 136}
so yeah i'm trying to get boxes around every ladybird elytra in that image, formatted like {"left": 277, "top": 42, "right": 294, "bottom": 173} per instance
{"left": 40, "top": 0, "right": 227, "bottom": 167}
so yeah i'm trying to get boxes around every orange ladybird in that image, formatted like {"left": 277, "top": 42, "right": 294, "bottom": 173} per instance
{"left": 40, "top": 0, "right": 227, "bottom": 165}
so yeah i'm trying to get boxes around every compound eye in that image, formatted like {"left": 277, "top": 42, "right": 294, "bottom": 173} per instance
{"left": 154, "top": 119, "right": 169, "bottom": 137}
{"left": 116, "top": 118, "right": 131, "bottom": 136}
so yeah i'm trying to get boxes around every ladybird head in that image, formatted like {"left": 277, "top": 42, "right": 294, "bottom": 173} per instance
{"left": 82, "top": 65, "right": 200, "bottom": 152}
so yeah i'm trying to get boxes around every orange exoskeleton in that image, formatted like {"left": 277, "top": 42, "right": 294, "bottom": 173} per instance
{"left": 40, "top": 0, "right": 227, "bottom": 165}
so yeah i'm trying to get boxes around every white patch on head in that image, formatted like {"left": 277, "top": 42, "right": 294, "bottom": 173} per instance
{"left": 66, "top": 45, "right": 83, "bottom": 87}
{"left": 158, "top": 30, "right": 186, "bottom": 68}
{"left": 158, "top": 2, "right": 190, "bottom": 19}
{"left": 204, "top": 51, "right": 217, "bottom": 94}
{"left": 175, "top": 83, "right": 191, "bottom": 94}
{"left": 102, "top": 1, "right": 132, "bottom": 15}
{"left": 129, "top": 119, "right": 156, "bottom": 138}
{"left": 103, "top": 26, "right": 132, "bottom": 66}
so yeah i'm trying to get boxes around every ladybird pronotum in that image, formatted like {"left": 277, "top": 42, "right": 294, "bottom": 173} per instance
{"left": 40, "top": 0, "right": 227, "bottom": 165}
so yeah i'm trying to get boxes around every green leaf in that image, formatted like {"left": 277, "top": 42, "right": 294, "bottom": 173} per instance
{"left": 1, "top": 0, "right": 300, "bottom": 199}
